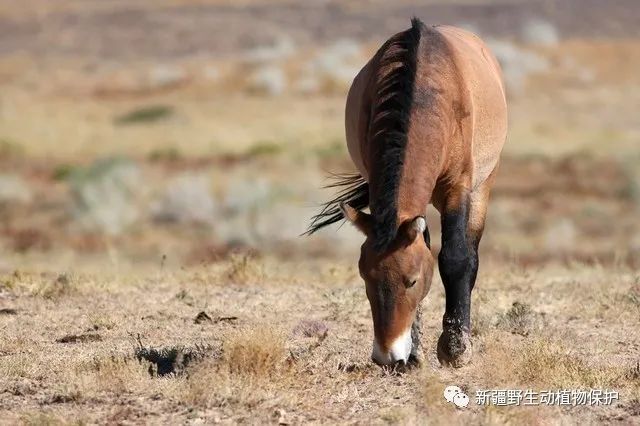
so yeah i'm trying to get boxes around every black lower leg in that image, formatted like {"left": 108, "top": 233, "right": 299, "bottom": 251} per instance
{"left": 439, "top": 210, "right": 477, "bottom": 329}
{"left": 437, "top": 203, "right": 479, "bottom": 365}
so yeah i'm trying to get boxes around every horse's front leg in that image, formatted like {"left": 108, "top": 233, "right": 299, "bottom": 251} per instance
{"left": 436, "top": 174, "right": 493, "bottom": 367}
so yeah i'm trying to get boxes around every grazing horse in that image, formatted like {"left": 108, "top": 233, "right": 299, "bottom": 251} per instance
{"left": 307, "top": 18, "right": 507, "bottom": 367}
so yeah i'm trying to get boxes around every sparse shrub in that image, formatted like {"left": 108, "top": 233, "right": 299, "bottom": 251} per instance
{"left": 0, "top": 174, "right": 33, "bottom": 205}
{"left": 68, "top": 157, "right": 142, "bottom": 235}
{"left": 147, "top": 65, "right": 186, "bottom": 89}
{"left": 522, "top": 19, "right": 559, "bottom": 46}
{"left": 0, "top": 138, "right": 24, "bottom": 159}
{"left": 488, "top": 39, "right": 550, "bottom": 94}
{"left": 245, "top": 141, "right": 283, "bottom": 158}
{"left": 304, "top": 39, "right": 363, "bottom": 93}
{"left": 314, "top": 139, "right": 345, "bottom": 160}
{"left": 114, "top": 105, "right": 174, "bottom": 125}
{"left": 151, "top": 173, "right": 215, "bottom": 225}
{"left": 544, "top": 219, "right": 577, "bottom": 253}
{"left": 52, "top": 163, "right": 78, "bottom": 181}
{"left": 247, "top": 65, "right": 286, "bottom": 96}
{"left": 148, "top": 147, "right": 182, "bottom": 162}
{"left": 243, "top": 36, "right": 296, "bottom": 64}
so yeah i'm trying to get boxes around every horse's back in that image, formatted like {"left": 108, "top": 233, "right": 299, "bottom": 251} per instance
{"left": 345, "top": 24, "right": 508, "bottom": 189}
{"left": 436, "top": 25, "right": 508, "bottom": 190}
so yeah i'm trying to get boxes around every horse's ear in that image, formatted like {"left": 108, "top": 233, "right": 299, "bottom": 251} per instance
{"left": 340, "top": 203, "right": 372, "bottom": 235}
{"left": 401, "top": 216, "right": 426, "bottom": 243}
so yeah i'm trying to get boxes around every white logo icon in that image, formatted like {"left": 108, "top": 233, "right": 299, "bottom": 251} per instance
{"left": 444, "top": 385, "right": 469, "bottom": 408}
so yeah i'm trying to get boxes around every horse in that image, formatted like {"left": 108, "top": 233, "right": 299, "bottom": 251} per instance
{"left": 306, "top": 18, "right": 507, "bottom": 367}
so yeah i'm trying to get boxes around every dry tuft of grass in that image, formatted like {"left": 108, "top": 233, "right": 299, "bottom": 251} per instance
{"left": 178, "top": 327, "right": 294, "bottom": 414}
{"left": 75, "top": 355, "right": 150, "bottom": 395}
{"left": 497, "top": 301, "right": 544, "bottom": 336}
{"left": 222, "top": 327, "right": 286, "bottom": 377}
{"left": 32, "top": 273, "right": 79, "bottom": 299}
{"left": 223, "top": 252, "right": 265, "bottom": 285}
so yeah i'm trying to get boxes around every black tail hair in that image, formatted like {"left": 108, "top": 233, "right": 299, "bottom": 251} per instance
{"left": 304, "top": 173, "right": 369, "bottom": 235}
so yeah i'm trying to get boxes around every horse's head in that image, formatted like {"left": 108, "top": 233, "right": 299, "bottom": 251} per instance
{"left": 340, "top": 203, "right": 435, "bottom": 366}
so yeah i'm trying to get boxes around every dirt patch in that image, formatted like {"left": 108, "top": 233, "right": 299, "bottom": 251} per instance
{"left": 134, "top": 344, "right": 216, "bottom": 377}
{"left": 56, "top": 333, "right": 102, "bottom": 343}
{"left": 194, "top": 311, "right": 239, "bottom": 325}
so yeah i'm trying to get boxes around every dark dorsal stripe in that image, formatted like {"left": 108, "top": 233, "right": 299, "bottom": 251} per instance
{"left": 368, "top": 18, "right": 424, "bottom": 253}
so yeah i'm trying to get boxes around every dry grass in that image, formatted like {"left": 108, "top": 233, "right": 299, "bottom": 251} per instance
{"left": 1, "top": 257, "right": 639, "bottom": 424}
{"left": 224, "top": 252, "right": 266, "bottom": 285}
{"left": 479, "top": 336, "right": 625, "bottom": 389}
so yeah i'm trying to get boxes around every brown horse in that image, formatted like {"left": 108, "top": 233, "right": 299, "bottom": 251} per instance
{"left": 307, "top": 18, "right": 507, "bottom": 367}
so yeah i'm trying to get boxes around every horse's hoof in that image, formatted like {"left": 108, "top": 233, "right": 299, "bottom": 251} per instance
{"left": 437, "top": 329, "right": 472, "bottom": 368}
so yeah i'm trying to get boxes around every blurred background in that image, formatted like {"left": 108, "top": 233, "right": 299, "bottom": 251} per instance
{"left": 0, "top": 0, "right": 639, "bottom": 272}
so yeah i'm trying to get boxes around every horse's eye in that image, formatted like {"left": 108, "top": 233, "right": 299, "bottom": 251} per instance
{"left": 406, "top": 279, "right": 417, "bottom": 289}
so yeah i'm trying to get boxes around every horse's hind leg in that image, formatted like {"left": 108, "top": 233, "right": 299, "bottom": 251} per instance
{"left": 437, "top": 169, "right": 496, "bottom": 367}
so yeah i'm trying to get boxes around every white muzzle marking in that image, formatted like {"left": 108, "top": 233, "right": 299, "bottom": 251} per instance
{"left": 372, "top": 328, "right": 412, "bottom": 365}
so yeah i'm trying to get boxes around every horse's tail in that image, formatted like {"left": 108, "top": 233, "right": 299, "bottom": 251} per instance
{"left": 304, "top": 173, "right": 369, "bottom": 235}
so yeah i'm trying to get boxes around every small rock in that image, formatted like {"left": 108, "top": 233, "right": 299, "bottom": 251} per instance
{"left": 274, "top": 409, "right": 289, "bottom": 425}
{"left": 194, "top": 311, "right": 213, "bottom": 324}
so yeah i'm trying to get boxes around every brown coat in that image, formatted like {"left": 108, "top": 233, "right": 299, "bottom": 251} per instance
{"left": 345, "top": 25, "right": 507, "bottom": 216}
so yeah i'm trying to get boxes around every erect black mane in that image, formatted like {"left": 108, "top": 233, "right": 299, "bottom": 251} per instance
{"left": 368, "top": 17, "right": 424, "bottom": 252}
{"left": 305, "top": 18, "right": 425, "bottom": 252}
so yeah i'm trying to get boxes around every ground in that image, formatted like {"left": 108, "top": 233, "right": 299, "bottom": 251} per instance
{"left": 1, "top": 259, "right": 639, "bottom": 424}
{"left": 0, "top": 1, "right": 639, "bottom": 425}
